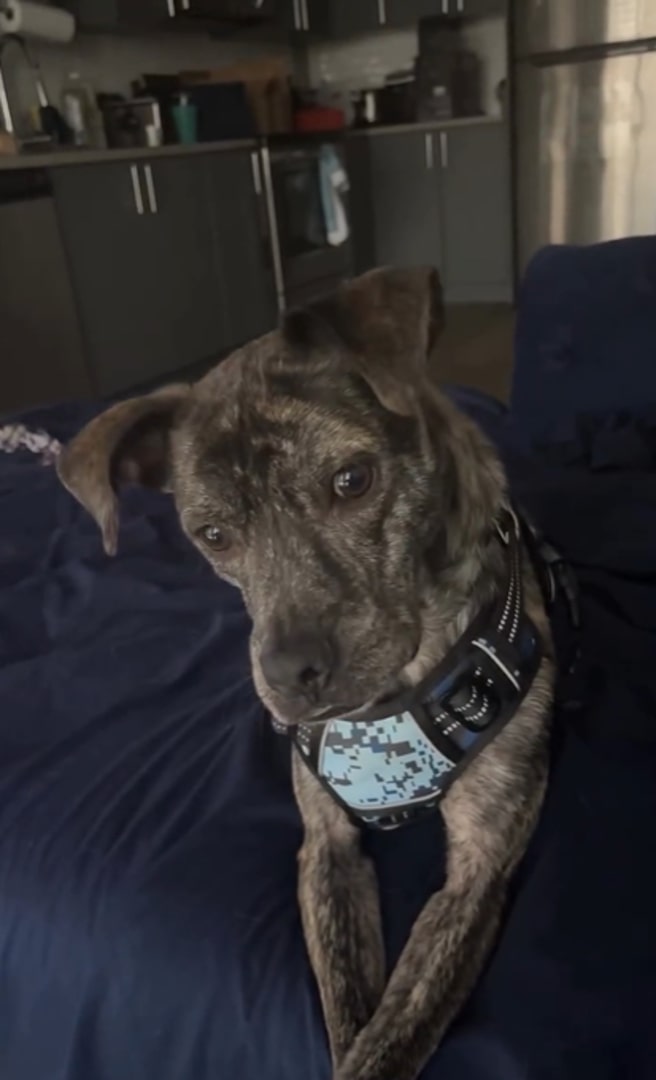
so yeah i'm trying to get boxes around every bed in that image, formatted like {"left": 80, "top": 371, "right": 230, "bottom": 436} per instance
{"left": 1, "top": 238, "right": 656, "bottom": 1080}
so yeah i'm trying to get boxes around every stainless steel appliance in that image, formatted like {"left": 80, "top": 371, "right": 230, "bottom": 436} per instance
{"left": 100, "top": 96, "right": 163, "bottom": 149}
{"left": 262, "top": 139, "right": 353, "bottom": 311}
{"left": 514, "top": 0, "right": 656, "bottom": 270}
{"left": 353, "top": 73, "right": 418, "bottom": 128}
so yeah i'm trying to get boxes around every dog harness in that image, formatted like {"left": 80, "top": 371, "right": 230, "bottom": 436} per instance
{"left": 290, "top": 508, "right": 577, "bottom": 831}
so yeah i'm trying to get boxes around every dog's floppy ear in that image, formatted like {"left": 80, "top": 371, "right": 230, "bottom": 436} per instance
{"left": 57, "top": 384, "right": 189, "bottom": 555}
{"left": 283, "top": 266, "right": 444, "bottom": 415}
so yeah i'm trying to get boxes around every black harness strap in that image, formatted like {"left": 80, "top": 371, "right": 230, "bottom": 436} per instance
{"left": 286, "top": 508, "right": 576, "bottom": 831}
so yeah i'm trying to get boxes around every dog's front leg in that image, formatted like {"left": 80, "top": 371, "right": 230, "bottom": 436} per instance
{"left": 335, "top": 721, "right": 550, "bottom": 1080}
{"left": 293, "top": 749, "right": 386, "bottom": 1069}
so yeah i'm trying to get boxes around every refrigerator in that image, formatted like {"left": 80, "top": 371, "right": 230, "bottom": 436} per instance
{"left": 514, "top": 0, "right": 656, "bottom": 270}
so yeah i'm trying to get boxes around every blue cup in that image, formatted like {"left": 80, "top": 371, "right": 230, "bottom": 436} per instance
{"left": 173, "top": 98, "right": 198, "bottom": 145}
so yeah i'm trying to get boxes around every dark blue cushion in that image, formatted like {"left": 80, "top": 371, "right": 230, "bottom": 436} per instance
{"left": 512, "top": 238, "right": 656, "bottom": 446}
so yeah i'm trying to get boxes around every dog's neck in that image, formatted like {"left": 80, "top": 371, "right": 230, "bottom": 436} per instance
{"left": 401, "top": 393, "right": 509, "bottom": 691}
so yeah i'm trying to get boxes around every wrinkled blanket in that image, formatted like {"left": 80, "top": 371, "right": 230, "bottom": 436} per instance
{"left": 1, "top": 377, "right": 656, "bottom": 1080}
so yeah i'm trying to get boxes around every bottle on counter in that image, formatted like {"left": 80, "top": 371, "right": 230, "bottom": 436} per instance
{"left": 61, "top": 72, "right": 105, "bottom": 149}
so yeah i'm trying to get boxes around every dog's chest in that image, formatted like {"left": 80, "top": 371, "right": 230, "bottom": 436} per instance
{"left": 294, "top": 712, "right": 465, "bottom": 828}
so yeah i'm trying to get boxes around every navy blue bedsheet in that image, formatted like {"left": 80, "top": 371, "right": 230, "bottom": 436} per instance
{"left": 2, "top": 238, "right": 656, "bottom": 1080}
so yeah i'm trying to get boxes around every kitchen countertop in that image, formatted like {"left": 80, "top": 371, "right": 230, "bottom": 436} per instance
{"left": 348, "top": 114, "right": 504, "bottom": 137}
{"left": 0, "top": 115, "right": 503, "bottom": 171}
{"left": 0, "top": 137, "right": 258, "bottom": 171}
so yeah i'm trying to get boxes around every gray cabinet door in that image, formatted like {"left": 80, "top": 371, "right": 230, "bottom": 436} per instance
{"left": 440, "top": 123, "right": 512, "bottom": 302}
{"left": 456, "top": 0, "right": 505, "bottom": 17}
{"left": 205, "top": 149, "right": 277, "bottom": 350}
{"left": 302, "top": 0, "right": 381, "bottom": 36}
{"left": 0, "top": 195, "right": 90, "bottom": 413}
{"left": 62, "top": 0, "right": 174, "bottom": 30}
{"left": 386, "top": 0, "right": 443, "bottom": 27}
{"left": 359, "top": 131, "right": 444, "bottom": 273}
{"left": 175, "top": 0, "right": 275, "bottom": 19}
{"left": 147, "top": 155, "right": 227, "bottom": 364}
{"left": 53, "top": 157, "right": 221, "bottom": 396}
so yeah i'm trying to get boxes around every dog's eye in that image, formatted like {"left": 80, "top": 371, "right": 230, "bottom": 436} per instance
{"left": 332, "top": 462, "right": 373, "bottom": 500}
{"left": 199, "top": 524, "right": 231, "bottom": 551}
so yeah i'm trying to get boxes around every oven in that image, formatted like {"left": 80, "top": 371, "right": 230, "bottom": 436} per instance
{"left": 260, "top": 138, "right": 353, "bottom": 311}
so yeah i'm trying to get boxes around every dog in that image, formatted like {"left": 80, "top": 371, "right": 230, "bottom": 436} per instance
{"left": 57, "top": 267, "right": 554, "bottom": 1080}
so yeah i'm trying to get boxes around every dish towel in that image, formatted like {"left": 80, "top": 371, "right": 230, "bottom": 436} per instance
{"left": 319, "top": 144, "right": 350, "bottom": 247}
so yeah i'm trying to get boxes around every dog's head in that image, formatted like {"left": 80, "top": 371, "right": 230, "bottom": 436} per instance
{"left": 58, "top": 267, "right": 505, "bottom": 726}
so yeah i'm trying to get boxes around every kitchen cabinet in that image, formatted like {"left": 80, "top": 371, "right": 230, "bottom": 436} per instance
{"left": 385, "top": 0, "right": 445, "bottom": 27}
{"left": 0, "top": 183, "right": 90, "bottom": 413}
{"left": 62, "top": 0, "right": 175, "bottom": 31}
{"left": 63, "top": 0, "right": 274, "bottom": 30}
{"left": 443, "top": 0, "right": 506, "bottom": 16}
{"left": 285, "top": 0, "right": 382, "bottom": 37}
{"left": 205, "top": 150, "right": 277, "bottom": 350}
{"left": 348, "top": 122, "right": 512, "bottom": 303}
{"left": 172, "top": 0, "right": 275, "bottom": 20}
{"left": 52, "top": 149, "right": 276, "bottom": 398}
{"left": 348, "top": 130, "right": 444, "bottom": 273}
{"left": 53, "top": 157, "right": 222, "bottom": 396}
{"left": 285, "top": 0, "right": 449, "bottom": 34}
{"left": 440, "top": 123, "right": 512, "bottom": 302}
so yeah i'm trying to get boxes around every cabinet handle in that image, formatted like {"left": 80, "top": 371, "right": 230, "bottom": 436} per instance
{"left": 165, "top": 0, "right": 175, "bottom": 15}
{"left": 440, "top": 130, "right": 448, "bottom": 168}
{"left": 292, "top": 0, "right": 300, "bottom": 30}
{"left": 301, "top": 0, "right": 309, "bottom": 30}
{"left": 424, "top": 132, "right": 434, "bottom": 170}
{"left": 377, "top": 0, "right": 386, "bottom": 24}
{"left": 260, "top": 145, "right": 286, "bottom": 314}
{"left": 457, "top": 0, "right": 464, "bottom": 11}
{"left": 250, "top": 150, "right": 262, "bottom": 196}
{"left": 130, "top": 164, "right": 144, "bottom": 215}
{"left": 144, "top": 164, "right": 158, "bottom": 214}
{"left": 441, "top": 0, "right": 448, "bottom": 13}
{"left": 180, "top": 0, "right": 190, "bottom": 8}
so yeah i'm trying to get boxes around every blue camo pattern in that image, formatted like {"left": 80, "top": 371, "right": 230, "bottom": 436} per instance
{"left": 318, "top": 713, "right": 455, "bottom": 811}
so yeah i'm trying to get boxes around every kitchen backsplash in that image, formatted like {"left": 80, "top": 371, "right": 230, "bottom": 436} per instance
{"left": 305, "top": 16, "right": 506, "bottom": 116}
{"left": 33, "top": 30, "right": 292, "bottom": 102}
{"left": 28, "top": 17, "right": 504, "bottom": 120}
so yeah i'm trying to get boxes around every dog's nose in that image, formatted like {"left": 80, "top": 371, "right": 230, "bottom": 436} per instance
{"left": 260, "top": 632, "right": 336, "bottom": 700}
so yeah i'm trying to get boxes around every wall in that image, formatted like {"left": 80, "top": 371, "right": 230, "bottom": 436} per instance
{"left": 31, "top": 29, "right": 291, "bottom": 102}
{"left": 305, "top": 15, "right": 506, "bottom": 116}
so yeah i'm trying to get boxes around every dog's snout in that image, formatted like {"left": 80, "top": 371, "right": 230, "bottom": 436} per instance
{"left": 260, "top": 631, "right": 336, "bottom": 701}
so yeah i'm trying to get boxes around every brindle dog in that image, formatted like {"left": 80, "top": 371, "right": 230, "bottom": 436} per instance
{"left": 58, "top": 268, "right": 554, "bottom": 1080}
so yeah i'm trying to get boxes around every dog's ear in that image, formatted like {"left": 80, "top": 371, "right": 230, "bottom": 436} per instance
{"left": 283, "top": 266, "right": 444, "bottom": 415}
{"left": 57, "top": 384, "right": 189, "bottom": 555}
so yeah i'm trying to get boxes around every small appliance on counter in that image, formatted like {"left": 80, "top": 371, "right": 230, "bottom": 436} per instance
{"left": 293, "top": 105, "right": 345, "bottom": 133}
{"left": 291, "top": 84, "right": 347, "bottom": 133}
{"left": 416, "top": 18, "right": 482, "bottom": 121}
{"left": 99, "top": 94, "right": 162, "bottom": 149}
{"left": 353, "top": 70, "right": 417, "bottom": 128}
